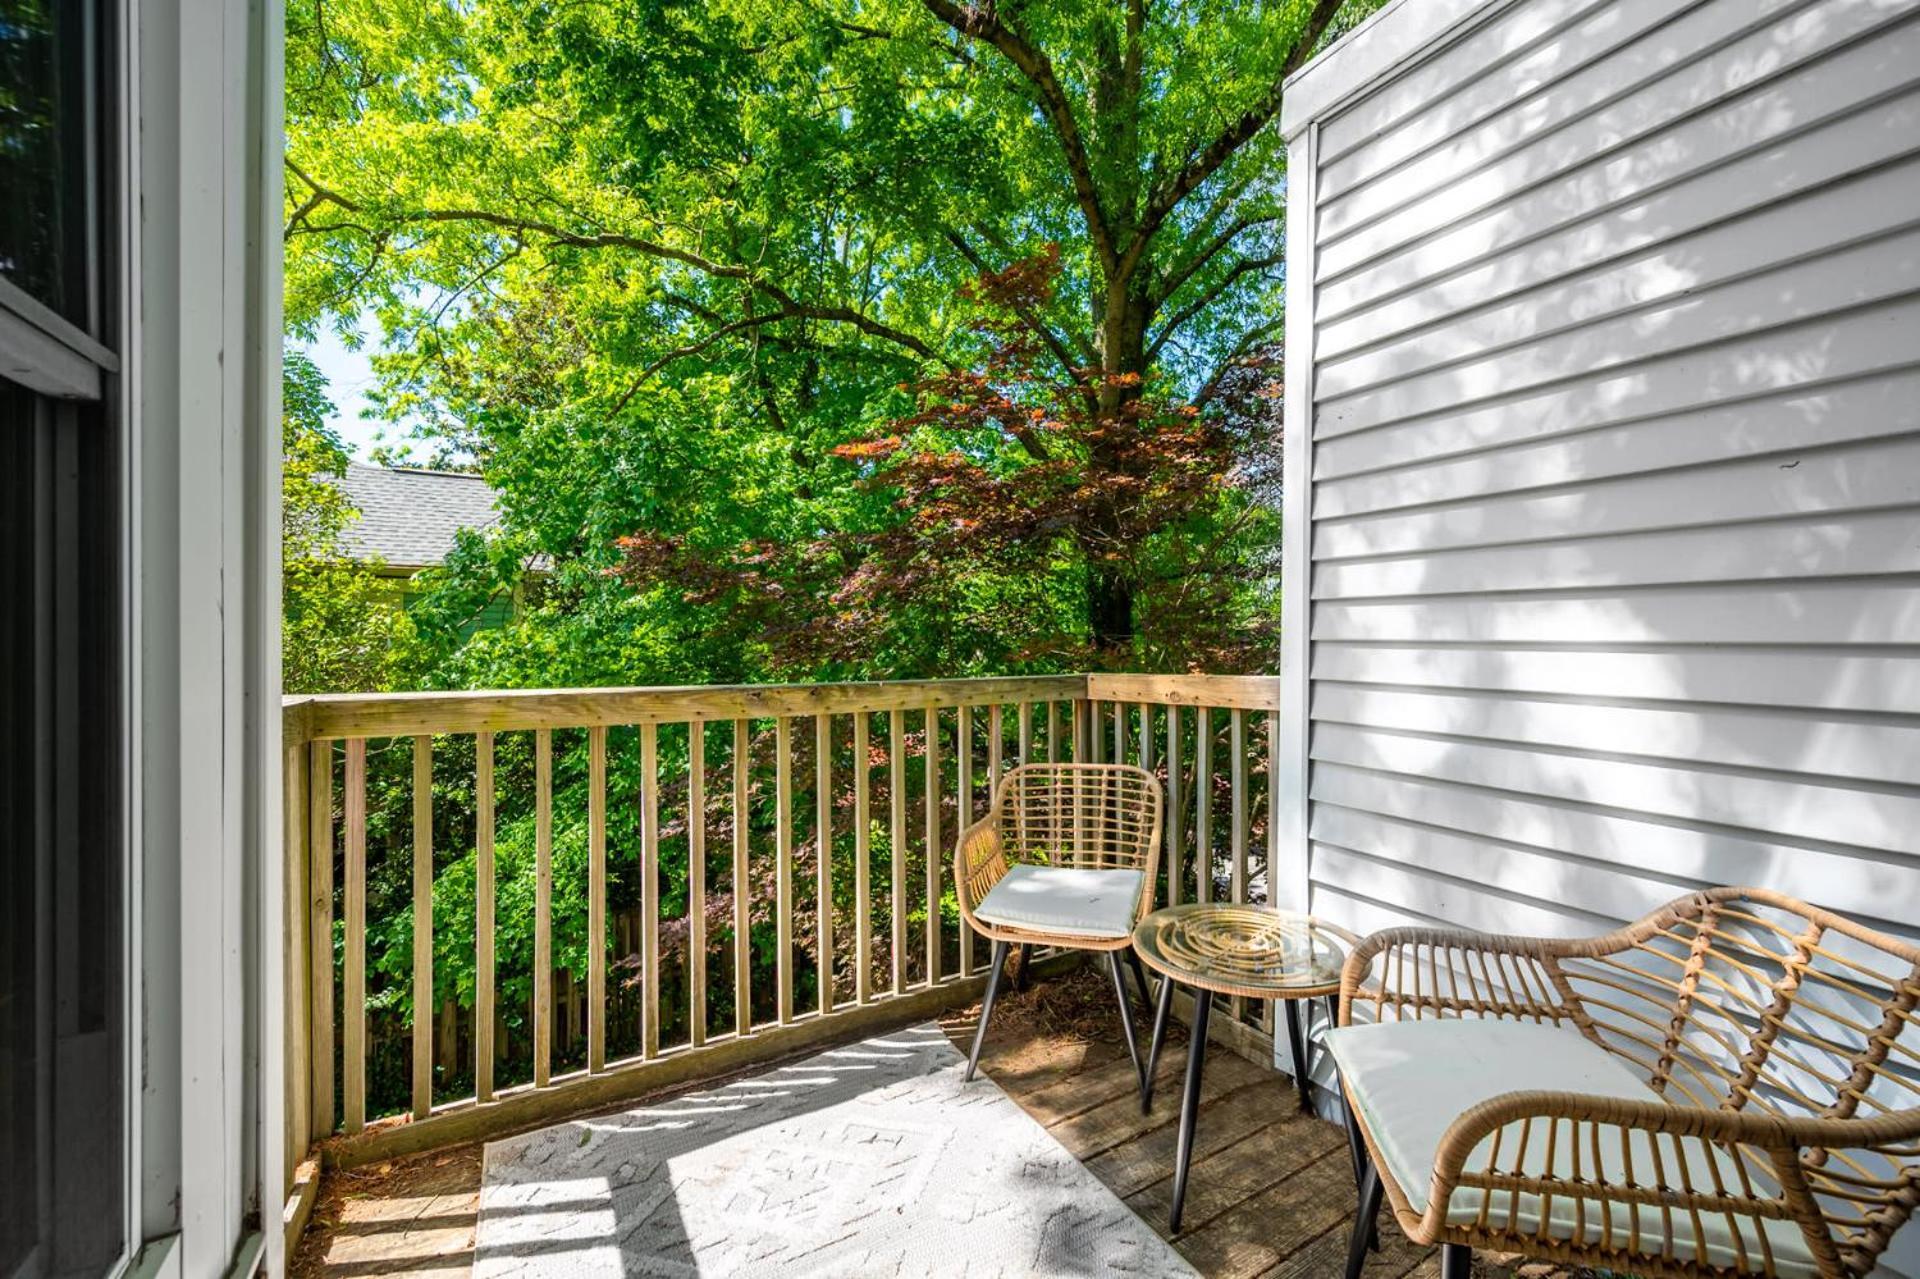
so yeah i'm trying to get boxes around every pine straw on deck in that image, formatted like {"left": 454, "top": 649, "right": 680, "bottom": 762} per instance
{"left": 291, "top": 966, "right": 1604, "bottom": 1278}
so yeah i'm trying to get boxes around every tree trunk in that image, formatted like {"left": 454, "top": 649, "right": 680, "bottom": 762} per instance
{"left": 1083, "top": 284, "right": 1155, "bottom": 661}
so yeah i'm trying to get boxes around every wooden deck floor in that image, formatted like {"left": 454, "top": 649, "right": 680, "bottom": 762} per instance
{"left": 291, "top": 973, "right": 1576, "bottom": 1278}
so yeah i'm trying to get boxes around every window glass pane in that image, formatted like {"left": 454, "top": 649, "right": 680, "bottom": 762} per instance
{"left": 0, "top": 0, "right": 93, "bottom": 325}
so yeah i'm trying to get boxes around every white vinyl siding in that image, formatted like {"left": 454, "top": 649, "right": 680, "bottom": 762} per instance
{"left": 1281, "top": 0, "right": 1920, "bottom": 972}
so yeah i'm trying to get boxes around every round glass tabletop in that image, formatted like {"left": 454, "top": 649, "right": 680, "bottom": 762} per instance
{"left": 1132, "top": 904, "right": 1350, "bottom": 998}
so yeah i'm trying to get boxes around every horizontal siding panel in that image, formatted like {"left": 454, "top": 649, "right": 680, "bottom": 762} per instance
{"left": 1311, "top": 685, "right": 1920, "bottom": 784}
{"left": 1317, "top": 0, "right": 1617, "bottom": 165}
{"left": 1311, "top": 581, "right": 1920, "bottom": 645}
{"left": 1317, "top": 5, "right": 1917, "bottom": 282}
{"left": 1310, "top": 644, "right": 1920, "bottom": 714}
{"left": 1315, "top": 160, "right": 1920, "bottom": 400}
{"left": 1317, "top": 226, "right": 1920, "bottom": 432}
{"left": 1312, "top": 435, "right": 1920, "bottom": 559}
{"left": 1317, "top": 86, "right": 1920, "bottom": 333}
{"left": 1313, "top": 369, "right": 1920, "bottom": 518}
{"left": 1311, "top": 807, "right": 1701, "bottom": 921}
{"left": 1303, "top": 882, "right": 1444, "bottom": 938}
{"left": 1313, "top": 507, "right": 1920, "bottom": 599}
{"left": 1318, "top": 0, "right": 1812, "bottom": 236}
{"left": 1310, "top": 766, "right": 1912, "bottom": 922}
{"left": 1309, "top": 724, "right": 1920, "bottom": 854}
{"left": 1320, "top": 0, "right": 1743, "bottom": 201}
{"left": 1312, "top": 295, "right": 1920, "bottom": 475}
{"left": 1312, "top": 843, "right": 1619, "bottom": 936}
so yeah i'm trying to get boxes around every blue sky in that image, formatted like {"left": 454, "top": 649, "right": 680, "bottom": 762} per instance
{"left": 299, "top": 315, "right": 408, "bottom": 463}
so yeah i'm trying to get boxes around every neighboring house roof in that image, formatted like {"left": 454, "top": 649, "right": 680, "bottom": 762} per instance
{"left": 329, "top": 463, "right": 503, "bottom": 572}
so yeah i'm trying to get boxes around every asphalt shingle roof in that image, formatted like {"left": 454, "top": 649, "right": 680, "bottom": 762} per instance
{"left": 329, "top": 463, "right": 503, "bottom": 570}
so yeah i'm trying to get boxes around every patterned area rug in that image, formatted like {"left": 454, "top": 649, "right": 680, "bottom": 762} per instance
{"left": 474, "top": 1022, "right": 1195, "bottom": 1277}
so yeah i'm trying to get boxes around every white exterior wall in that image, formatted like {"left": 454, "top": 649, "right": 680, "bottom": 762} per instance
{"left": 1278, "top": 1, "right": 1920, "bottom": 1265}
{"left": 132, "top": 0, "right": 285, "bottom": 1271}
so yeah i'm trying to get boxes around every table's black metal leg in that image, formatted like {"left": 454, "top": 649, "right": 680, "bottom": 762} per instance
{"left": 1168, "top": 988, "right": 1212, "bottom": 1234}
{"left": 1142, "top": 971, "right": 1176, "bottom": 1113}
{"left": 965, "top": 940, "right": 1011, "bottom": 1082}
{"left": 1439, "top": 1243, "right": 1471, "bottom": 1279}
{"left": 1344, "top": 1160, "right": 1384, "bottom": 1279}
{"left": 1105, "top": 950, "right": 1147, "bottom": 1102}
{"left": 1282, "top": 997, "right": 1311, "bottom": 1112}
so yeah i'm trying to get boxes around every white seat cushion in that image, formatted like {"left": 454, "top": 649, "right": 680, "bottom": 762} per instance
{"left": 973, "top": 864, "right": 1143, "bottom": 940}
{"left": 1326, "top": 1019, "right": 1818, "bottom": 1278}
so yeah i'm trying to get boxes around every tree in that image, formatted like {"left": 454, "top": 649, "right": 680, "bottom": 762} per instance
{"left": 283, "top": 0, "right": 1377, "bottom": 670}
{"left": 282, "top": 351, "right": 408, "bottom": 694}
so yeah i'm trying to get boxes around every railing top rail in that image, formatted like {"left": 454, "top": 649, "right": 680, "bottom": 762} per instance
{"left": 1086, "top": 673, "right": 1280, "bottom": 712}
{"left": 282, "top": 672, "right": 1280, "bottom": 742}
{"left": 285, "top": 674, "right": 1089, "bottom": 742}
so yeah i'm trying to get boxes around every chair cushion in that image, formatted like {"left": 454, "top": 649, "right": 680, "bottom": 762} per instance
{"left": 973, "top": 864, "right": 1143, "bottom": 940}
{"left": 1326, "top": 1018, "right": 1818, "bottom": 1278}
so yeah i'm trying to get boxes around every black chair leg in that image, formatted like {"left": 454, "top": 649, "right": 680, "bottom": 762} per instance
{"left": 1012, "top": 942, "right": 1032, "bottom": 992}
{"left": 1340, "top": 1093, "right": 1383, "bottom": 1253}
{"left": 1344, "top": 1161, "right": 1384, "bottom": 1279}
{"left": 965, "top": 940, "right": 1011, "bottom": 1083}
{"left": 1105, "top": 950, "right": 1146, "bottom": 1099}
{"left": 1439, "top": 1243, "right": 1470, "bottom": 1279}
{"left": 1126, "top": 948, "right": 1153, "bottom": 1008}
{"left": 1282, "top": 997, "right": 1311, "bottom": 1111}
{"left": 1142, "top": 970, "right": 1176, "bottom": 1113}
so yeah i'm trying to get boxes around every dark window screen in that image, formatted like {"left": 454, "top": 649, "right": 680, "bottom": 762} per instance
{"left": 1, "top": 0, "right": 124, "bottom": 1271}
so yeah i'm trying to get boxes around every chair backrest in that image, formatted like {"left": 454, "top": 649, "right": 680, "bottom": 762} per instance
{"left": 992, "top": 763, "right": 1163, "bottom": 874}
{"left": 1556, "top": 889, "right": 1920, "bottom": 1125}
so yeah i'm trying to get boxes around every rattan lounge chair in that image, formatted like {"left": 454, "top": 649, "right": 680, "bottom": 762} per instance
{"left": 955, "top": 762, "right": 1165, "bottom": 1093}
{"left": 1327, "top": 887, "right": 1920, "bottom": 1279}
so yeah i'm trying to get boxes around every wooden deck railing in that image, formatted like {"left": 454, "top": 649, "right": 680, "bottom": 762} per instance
{"left": 279, "top": 673, "right": 1281, "bottom": 1245}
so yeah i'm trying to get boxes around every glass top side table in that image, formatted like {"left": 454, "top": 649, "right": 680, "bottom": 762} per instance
{"left": 1133, "top": 903, "right": 1354, "bottom": 1233}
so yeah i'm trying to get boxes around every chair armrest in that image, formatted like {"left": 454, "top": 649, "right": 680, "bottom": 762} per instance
{"left": 1421, "top": 1092, "right": 1920, "bottom": 1272}
{"left": 1339, "top": 925, "right": 1580, "bottom": 1027}
{"left": 954, "top": 815, "right": 1007, "bottom": 917}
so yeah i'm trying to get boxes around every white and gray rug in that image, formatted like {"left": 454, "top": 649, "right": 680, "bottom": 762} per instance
{"left": 474, "top": 1022, "right": 1196, "bottom": 1277}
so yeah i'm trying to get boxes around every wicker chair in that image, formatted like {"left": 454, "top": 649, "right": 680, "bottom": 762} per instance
{"left": 955, "top": 763, "right": 1165, "bottom": 1092}
{"left": 1327, "top": 887, "right": 1920, "bottom": 1279}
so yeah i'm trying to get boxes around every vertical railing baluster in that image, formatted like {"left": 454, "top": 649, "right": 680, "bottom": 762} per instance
{"left": 957, "top": 705, "right": 974, "bottom": 979}
{"left": 1113, "top": 700, "right": 1126, "bottom": 764}
{"left": 412, "top": 735, "right": 434, "bottom": 1120}
{"left": 925, "top": 705, "right": 942, "bottom": 984}
{"left": 535, "top": 728, "right": 553, "bottom": 1087}
{"left": 776, "top": 716, "right": 794, "bottom": 1023}
{"left": 889, "top": 709, "right": 906, "bottom": 994}
{"left": 854, "top": 713, "right": 872, "bottom": 1005}
{"left": 475, "top": 732, "right": 495, "bottom": 1102}
{"left": 1167, "top": 707, "right": 1184, "bottom": 907}
{"left": 1046, "top": 700, "right": 1059, "bottom": 764}
{"left": 732, "top": 718, "right": 750, "bottom": 1036}
{"left": 1018, "top": 701, "right": 1033, "bottom": 768}
{"left": 641, "top": 722, "right": 661, "bottom": 1057}
{"left": 343, "top": 739, "right": 366, "bottom": 1133}
{"left": 816, "top": 714, "right": 834, "bottom": 1014}
{"left": 308, "top": 740, "right": 335, "bottom": 1135}
{"left": 1090, "top": 699, "right": 1104, "bottom": 763}
{"left": 588, "top": 726, "right": 608, "bottom": 1071}
{"left": 1196, "top": 710, "right": 1213, "bottom": 906}
{"left": 1230, "top": 708, "right": 1248, "bottom": 1021}
{"left": 1139, "top": 704, "right": 1154, "bottom": 773}
{"left": 690, "top": 720, "right": 707, "bottom": 1047}
{"left": 1074, "top": 698, "right": 1089, "bottom": 762}
{"left": 988, "top": 704, "right": 1003, "bottom": 794}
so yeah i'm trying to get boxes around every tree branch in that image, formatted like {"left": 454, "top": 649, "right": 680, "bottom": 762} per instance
{"left": 921, "top": 0, "right": 1118, "bottom": 275}
{"left": 1152, "top": 213, "right": 1278, "bottom": 307}
{"left": 941, "top": 229, "right": 1094, "bottom": 379}
{"left": 1117, "top": 0, "right": 1345, "bottom": 281}
{"left": 1147, "top": 253, "right": 1281, "bottom": 358}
